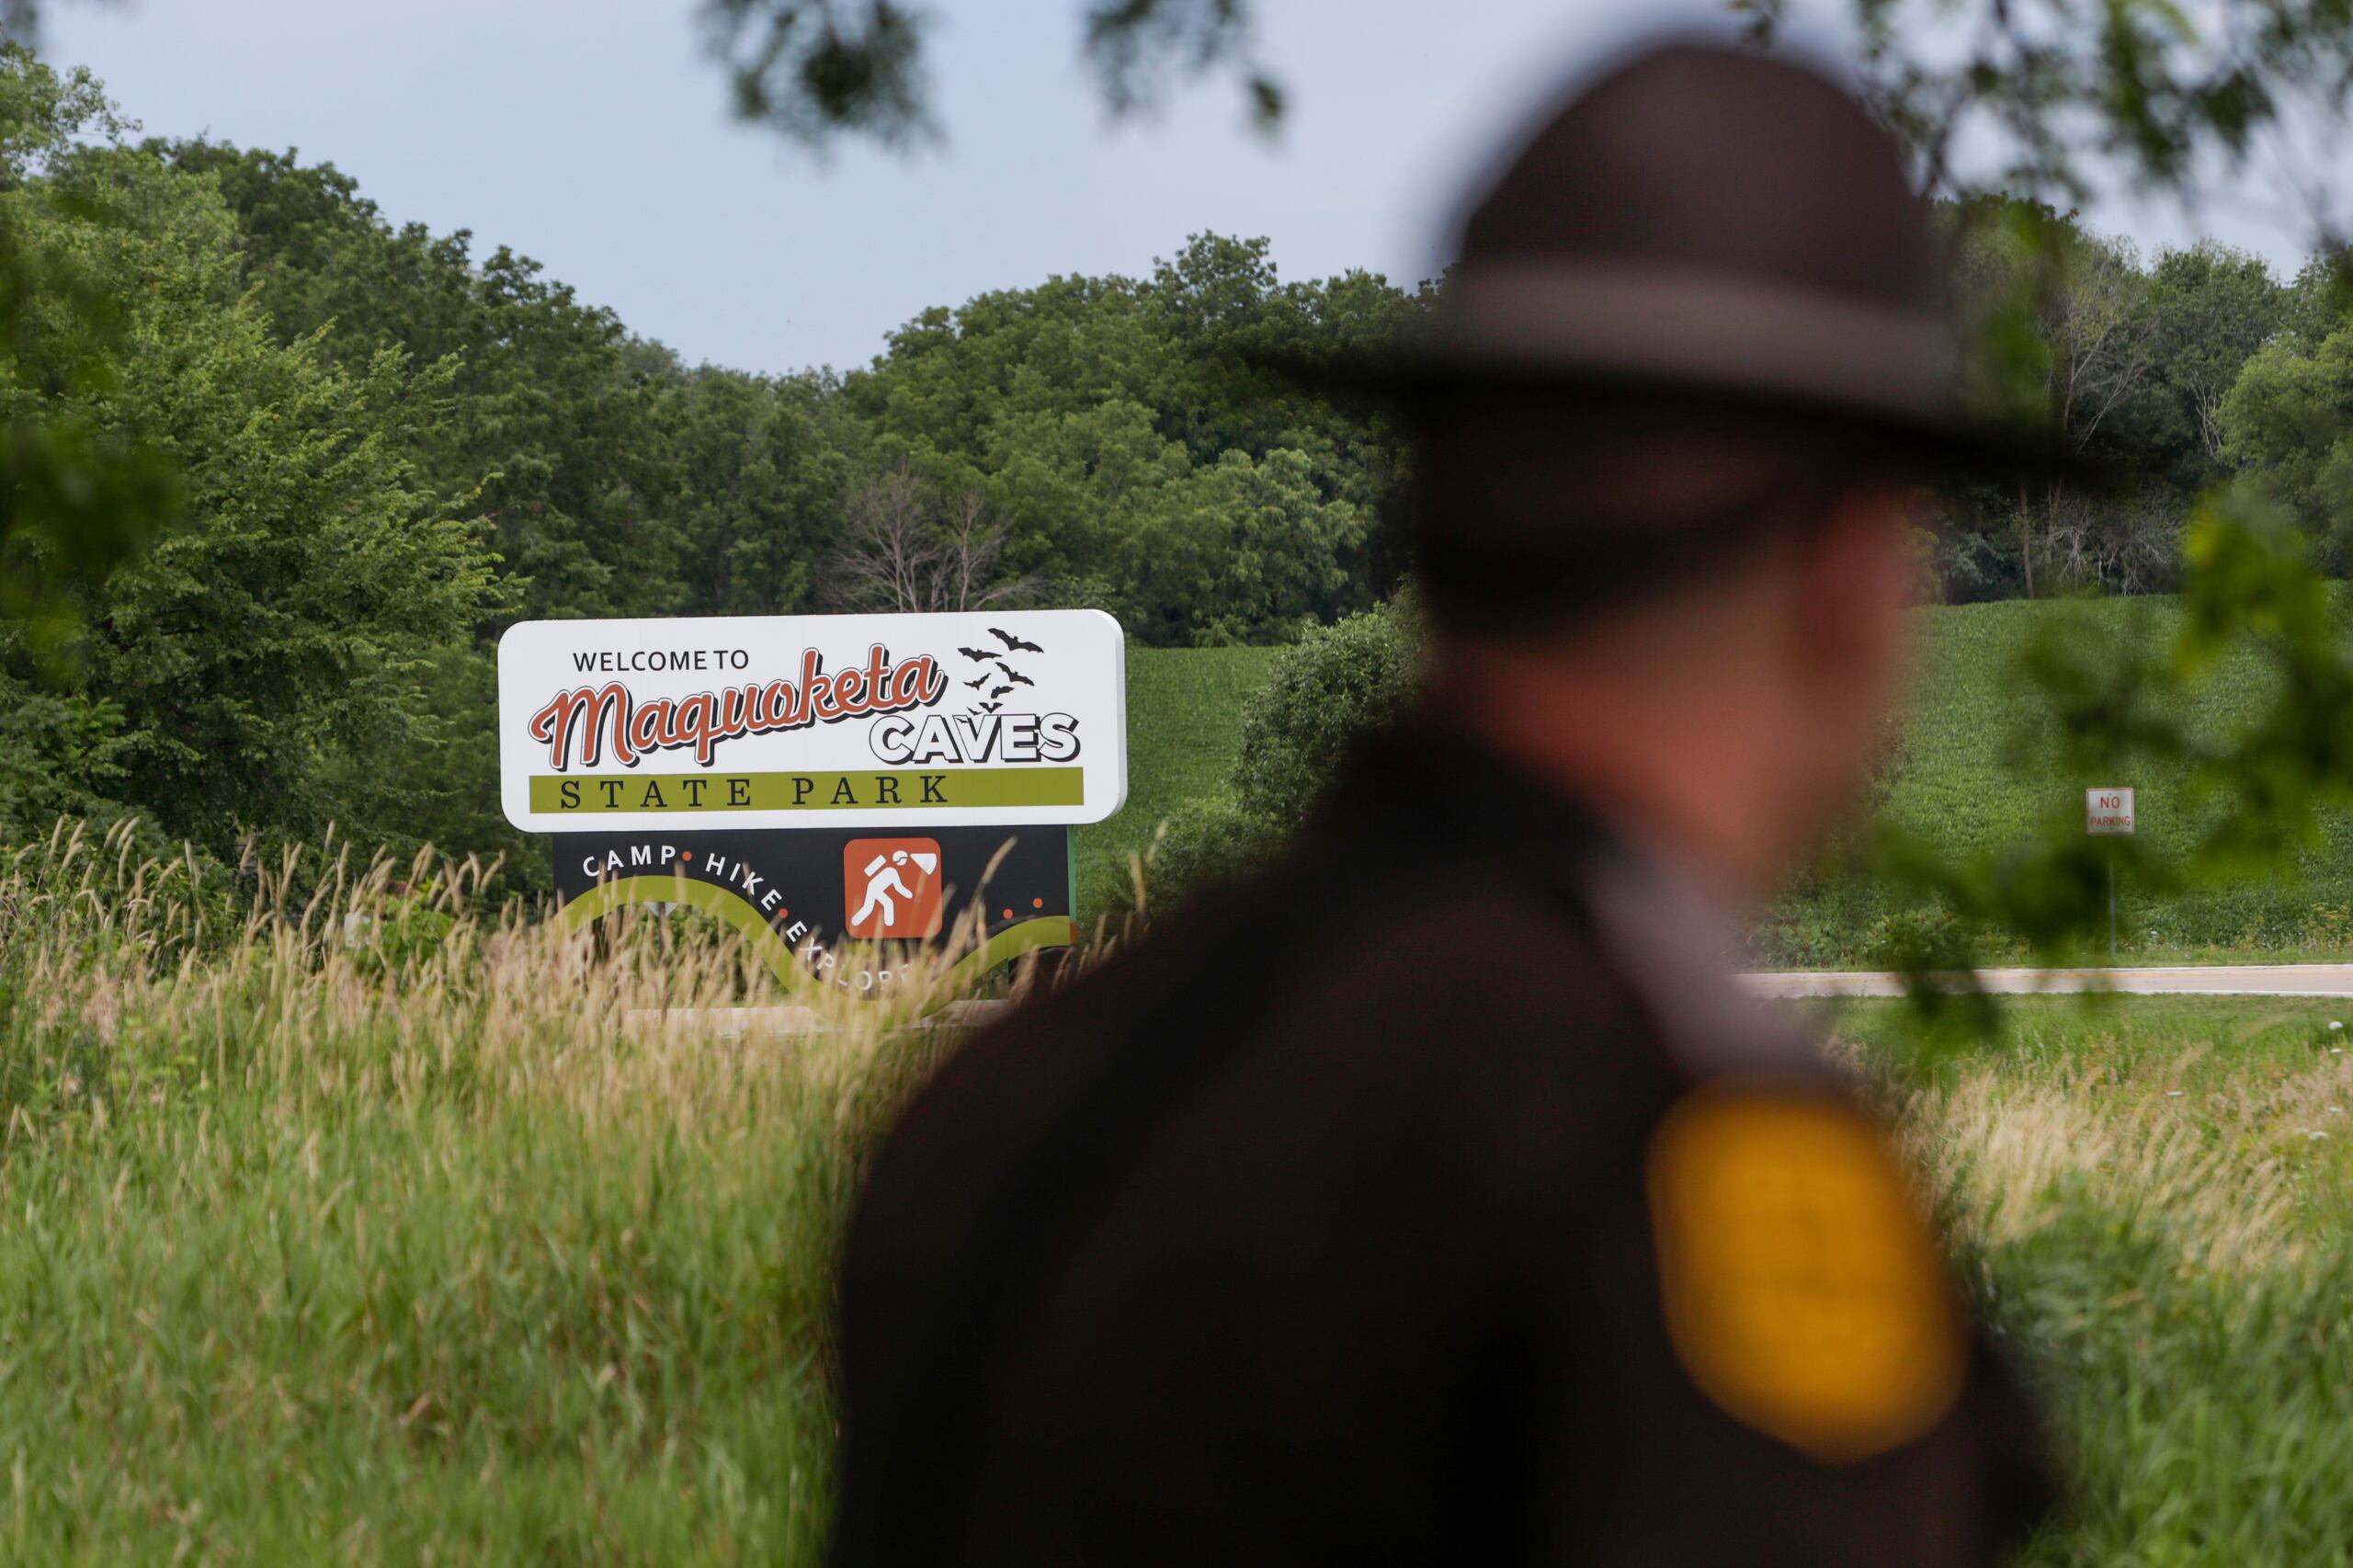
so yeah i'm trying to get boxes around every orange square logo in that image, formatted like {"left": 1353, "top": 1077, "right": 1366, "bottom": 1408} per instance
{"left": 843, "top": 837, "right": 945, "bottom": 938}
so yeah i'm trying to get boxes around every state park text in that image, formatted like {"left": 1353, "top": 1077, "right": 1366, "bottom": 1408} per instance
{"left": 528, "top": 767, "right": 1084, "bottom": 814}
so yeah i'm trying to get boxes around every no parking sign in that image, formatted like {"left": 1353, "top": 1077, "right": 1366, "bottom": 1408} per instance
{"left": 2086, "top": 786, "right": 2134, "bottom": 956}
{"left": 2086, "top": 788, "right": 2135, "bottom": 835}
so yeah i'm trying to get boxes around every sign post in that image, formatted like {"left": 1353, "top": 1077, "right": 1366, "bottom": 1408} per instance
{"left": 2085, "top": 787, "right": 2135, "bottom": 959}
{"left": 499, "top": 609, "right": 1126, "bottom": 1003}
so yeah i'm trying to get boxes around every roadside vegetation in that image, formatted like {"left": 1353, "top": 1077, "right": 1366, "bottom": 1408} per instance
{"left": 1071, "top": 643, "right": 1280, "bottom": 910}
{"left": 1852, "top": 994, "right": 2353, "bottom": 1562}
{"left": 0, "top": 824, "right": 965, "bottom": 1562}
{"left": 4, "top": 824, "right": 2349, "bottom": 1562}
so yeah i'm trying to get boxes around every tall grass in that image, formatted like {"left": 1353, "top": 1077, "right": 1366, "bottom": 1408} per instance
{"left": 15, "top": 816, "right": 2353, "bottom": 1561}
{"left": 1854, "top": 997, "right": 2353, "bottom": 1562}
{"left": 0, "top": 820, "right": 990, "bottom": 1564}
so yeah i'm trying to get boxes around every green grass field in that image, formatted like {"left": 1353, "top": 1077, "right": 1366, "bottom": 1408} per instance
{"left": 9, "top": 827, "right": 2353, "bottom": 1560}
{"left": 1842, "top": 993, "right": 2353, "bottom": 1562}
{"left": 1088, "top": 597, "right": 2353, "bottom": 960}
{"left": 1855, "top": 596, "right": 2353, "bottom": 956}
{"left": 1072, "top": 643, "right": 1279, "bottom": 920}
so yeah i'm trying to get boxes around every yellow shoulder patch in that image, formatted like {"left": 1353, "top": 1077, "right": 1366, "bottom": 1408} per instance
{"left": 1645, "top": 1086, "right": 1965, "bottom": 1462}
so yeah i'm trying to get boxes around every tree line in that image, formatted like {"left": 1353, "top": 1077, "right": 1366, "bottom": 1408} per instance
{"left": 0, "top": 55, "right": 1418, "bottom": 883}
{"left": 1941, "top": 199, "right": 2353, "bottom": 601}
{"left": 3, "top": 51, "right": 2351, "bottom": 892}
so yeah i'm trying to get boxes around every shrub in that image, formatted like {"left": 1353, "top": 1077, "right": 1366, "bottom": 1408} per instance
{"left": 1230, "top": 599, "right": 1418, "bottom": 830}
{"left": 1113, "top": 599, "right": 1420, "bottom": 911}
{"left": 1141, "top": 800, "right": 1282, "bottom": 906}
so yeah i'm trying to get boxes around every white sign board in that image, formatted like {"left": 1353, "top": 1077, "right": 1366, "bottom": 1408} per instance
{"left": 497, "top": 609, "right": 1126, "bottom": 834}
{"left": 2086, "top": 786, "right": 2135, "bottom": 835}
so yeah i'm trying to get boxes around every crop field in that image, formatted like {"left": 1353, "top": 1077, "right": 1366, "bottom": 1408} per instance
{"left": 1853, "top": 596, "right": 2353, "bottom": 955}
{"left": 1084, "top": 598, "right": 2353, "bottom": 959}
{"left": 6, "top": 821, "right": 2353, "bottom": 1561}
{"left": 1071, "top": 643, "right": 1279, "bottom": 919}
{"left": 1730, "top": 590, "right": 2353, "bottom": 960}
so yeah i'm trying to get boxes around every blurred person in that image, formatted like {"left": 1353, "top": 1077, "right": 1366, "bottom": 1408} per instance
{"left": 830, "top": 37, "right": 2055, "bottom": 1567}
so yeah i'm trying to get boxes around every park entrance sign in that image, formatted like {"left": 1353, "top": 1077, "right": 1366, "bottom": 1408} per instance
{"left": 497, "top": 609, "right": 1125, "bottom": 833}
{"left": 499, "top": 610, "right": 1127, "bottom": 997}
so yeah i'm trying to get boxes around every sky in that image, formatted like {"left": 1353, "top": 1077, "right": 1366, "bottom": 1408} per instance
{"left": 41, "top": 0, "right": 2321, "bottom": 379}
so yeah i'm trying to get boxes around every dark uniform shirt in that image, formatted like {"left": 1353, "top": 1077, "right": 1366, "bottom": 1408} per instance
{"left": 831, "top": 730, "right": 2054, "bottom": 1566}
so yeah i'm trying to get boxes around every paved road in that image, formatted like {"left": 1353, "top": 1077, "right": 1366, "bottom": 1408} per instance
{"left": 1742, "top": 965, "right": 2353, "bottom": 1000}
{"left": 638, "top": 968, "right": 2353, "bottom": 1037}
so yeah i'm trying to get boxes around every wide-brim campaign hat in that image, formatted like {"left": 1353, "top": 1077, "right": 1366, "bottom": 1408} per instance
{"left": 1280, "top": 38, "right": 2061, "bottom": 475}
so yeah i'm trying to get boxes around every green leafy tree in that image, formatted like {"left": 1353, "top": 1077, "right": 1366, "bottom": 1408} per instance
{"left": 1127, "top": 447, "right": 1364, "bottom": 645}
{"left": 1228, "top": 597, "right": 1417, "bottom": 826}
{"left": 2273, "top": 252, "right": 2353, "bottom": 356}
{"left": 0, "top": 82, "right": 497, "bottom": 854}
{"left": 159, "top": 140, "right": 684, "bottom": 624}
{"left": 659, "top": 365, "right": 850, "bottom": 616}
{"left": 2148, "top": 244, "right": 2284, "bottom": 474}
{"left": 2218, "top": 329, "right": 2353, "bottom": 561}
{"left": 847, "top": 233, "right": 1415, "bottom": 642}
{"left": 0, "top": 50, "right": 178, "bottom": 668}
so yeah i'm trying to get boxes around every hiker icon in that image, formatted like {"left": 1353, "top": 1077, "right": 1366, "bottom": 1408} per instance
{"left": 843, "top": 838, "right": 946, "bottom": 938}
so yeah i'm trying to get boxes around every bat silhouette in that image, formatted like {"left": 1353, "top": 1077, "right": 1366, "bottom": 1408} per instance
{"left": 979, "top": 701, "right": 1003, "bottom": 713}
{"left": 995, "top": 665, "right": 1036, "bottom": 687}
{"left": 962, "top": 675, "right": 989, "bottom": 689}
{"left": 989, "top": 685, "right": 1015, "bottom": 699}
{"left": 989, "top": 628, "right": 1045, "bottom": 654}
{"left": 958, "top": 646, "right": 995, "bottom": 661}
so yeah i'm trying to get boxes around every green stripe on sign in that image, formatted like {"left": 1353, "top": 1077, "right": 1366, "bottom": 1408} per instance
{"left": 528, "top": 767, "right": 1084, "bottom": 814}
